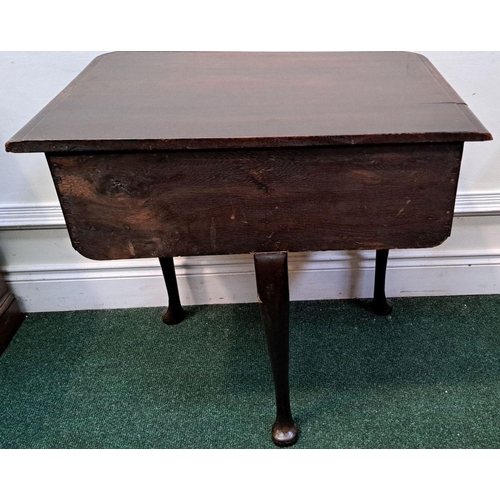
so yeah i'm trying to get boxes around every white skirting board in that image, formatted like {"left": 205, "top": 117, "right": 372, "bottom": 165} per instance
{"left": 4, "top": 249, "right": 500, "bottom": 313}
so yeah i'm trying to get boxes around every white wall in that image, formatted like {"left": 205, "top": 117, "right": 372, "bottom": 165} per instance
{"left": 1, "top": 51, "right": 499, "bottom": 312}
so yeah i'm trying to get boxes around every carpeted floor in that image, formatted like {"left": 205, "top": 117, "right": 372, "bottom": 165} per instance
{"left": 1, "top": 296, "right": 499, "bottom": 448}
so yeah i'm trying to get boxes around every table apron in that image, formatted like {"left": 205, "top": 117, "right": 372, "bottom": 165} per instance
{"left": 46, "top": 142, "right": 463, "bottom": 260}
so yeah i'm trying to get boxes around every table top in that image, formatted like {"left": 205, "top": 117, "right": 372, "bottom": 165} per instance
{"left": 6, "top": 51, "right": 492, "bottom": 153}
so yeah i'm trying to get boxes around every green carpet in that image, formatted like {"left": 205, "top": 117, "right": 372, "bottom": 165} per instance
{"left": 1, "top": 296, "right": 500, "bottom": 448}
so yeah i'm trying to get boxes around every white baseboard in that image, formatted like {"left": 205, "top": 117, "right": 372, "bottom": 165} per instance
{"left": 453, "top": 192, "right": 500, "bottom": 217}
{"left": 0, "top": 205, "right": 65, "bottom": 229}
{"left": 4, "top": 249, "right": 500, "bottom": 312}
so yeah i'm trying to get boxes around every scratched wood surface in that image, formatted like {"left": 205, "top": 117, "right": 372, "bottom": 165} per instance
{"left": 6, "top": 52, "right": 491, "bottom": 153}
{"left": 47, "top": 143, "right": 463, "bottom": 260}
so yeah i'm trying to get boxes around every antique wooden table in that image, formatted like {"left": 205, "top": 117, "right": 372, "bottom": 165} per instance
{"left": 6, "top": 52, "right": 492, "bottom": 446}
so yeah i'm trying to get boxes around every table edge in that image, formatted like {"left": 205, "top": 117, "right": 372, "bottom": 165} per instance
{"left": 4, "top": 130, "right": 492, "bottom": 154}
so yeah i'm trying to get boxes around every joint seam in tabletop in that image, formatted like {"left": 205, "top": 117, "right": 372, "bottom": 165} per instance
{"left": 5, "top": 52, "right": 493, "bottom": 153}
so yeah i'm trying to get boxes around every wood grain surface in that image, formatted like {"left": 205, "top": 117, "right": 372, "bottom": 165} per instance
{"left": 6, "top": 52, "right": 491, "bottom": 153}
{"left": 47, "top": 142, "right": 463, "bottom": 260}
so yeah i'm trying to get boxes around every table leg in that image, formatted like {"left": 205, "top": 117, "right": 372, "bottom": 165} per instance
{"left": 159, "top": 257, "right": 186, "bottom": 325}
{"left": 371, "top": 249, "right": 393, "bottom": 315}
{"left": 254, "top": 251, "right": 298, "bottom": 447}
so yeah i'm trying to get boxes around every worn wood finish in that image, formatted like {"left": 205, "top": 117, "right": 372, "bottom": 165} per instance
{"left": 47, "top": 142, "right": 463, "bottom": 260}
{"left": 159, "top": 257, "right": 186, "bottom": 325}
{"left": 0, "top": 272, "right": 25, "bottom": 356}
{"left": 6, "top": 52, "right": 491, "bottom": 154}
{"left": 254, "top": 251, "right": 297, "bottom": 447}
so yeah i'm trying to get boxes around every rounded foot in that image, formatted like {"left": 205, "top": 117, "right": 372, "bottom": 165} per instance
{"left": 371, "top": 299, "right": 393, "bottom": 316}
{"left": 161, "top": 306, "right": 186, "bottom": 325}
{"left": 272, "top": 420, "right": 298, "bottom": 447}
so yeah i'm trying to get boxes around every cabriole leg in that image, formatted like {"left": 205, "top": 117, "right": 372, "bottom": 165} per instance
{"left": 254, "top": 251, "right": 298, "bottom": 447}
{"left": 371, "top": 249, "right": 393, "bottom": 316}
{"left": 159, "top": 257, "right": 186, "bottom": 325}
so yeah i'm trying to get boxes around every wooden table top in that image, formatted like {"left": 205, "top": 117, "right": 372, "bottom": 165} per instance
{"left": 6, "top": 52, "right": 491, "bottom": 154}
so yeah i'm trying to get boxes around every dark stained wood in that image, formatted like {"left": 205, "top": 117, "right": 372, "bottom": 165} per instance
{"left": 159, "top": 257, "right": 186, "bottom": 325}
{"left": 254, "top": 251, "right": 297, "bottom": 447}
{"left": 0, "top": 272, "right": 25, "bottom": 356}
{"left": 6, "top": 52, "right": 492, "bottom": 154}
{"left": 47, "top": 142, "right": 464, "bottom": 260}
{"left": 371, "top": 249, "right": 393, "bottom": 316}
